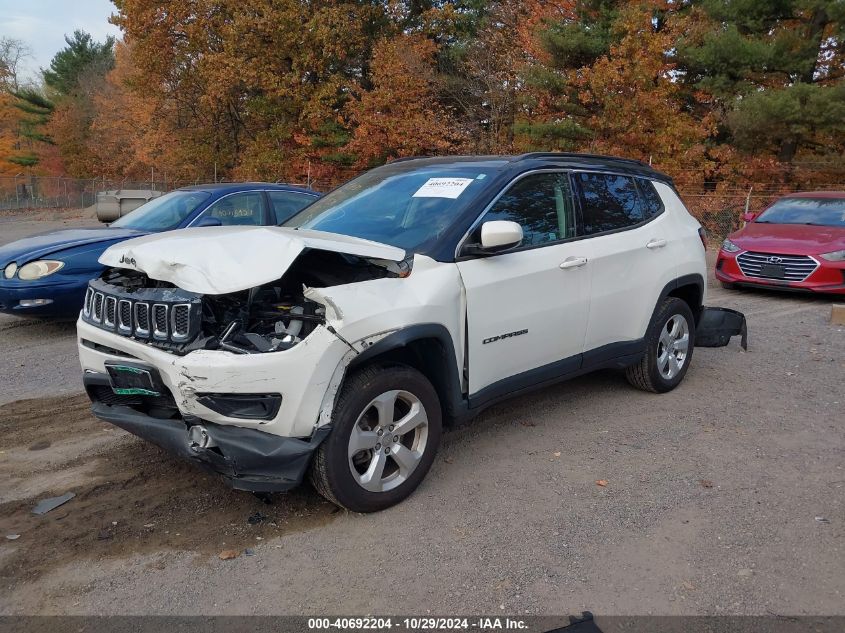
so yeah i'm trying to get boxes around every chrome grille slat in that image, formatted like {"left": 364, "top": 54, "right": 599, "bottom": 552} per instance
{"left": 737, "top": 251, "right": 818, "bottom": 282}
{"left": 82, "top": 288, "right": 93, "bottom": 317}
{"left": 152, "top": 304, "right": 168, "bottom": 339}
{"left": 117, "top": 299, "right": 132, "bottom": 332}
{"left": 170, "top": 304, "right": 191, "bottom": 340}
{"left": 92, "top": 292, "right": 104, "bottom": 322}
{"left": 134, "top": 302, "right": 150, "bottom": 336}
{"left": 104, "top": 296, "right": 117, "bottom": 327}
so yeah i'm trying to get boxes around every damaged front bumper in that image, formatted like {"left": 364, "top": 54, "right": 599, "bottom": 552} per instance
{"left": 696, "top": 306, "right": 748, "bottom": 349}
{"left": 84, "top": 371, "right": 331, "bottom": 492}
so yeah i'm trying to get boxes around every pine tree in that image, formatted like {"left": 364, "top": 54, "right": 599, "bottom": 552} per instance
{"left": 678, "top": 0, "right": 844, "bottom": 162}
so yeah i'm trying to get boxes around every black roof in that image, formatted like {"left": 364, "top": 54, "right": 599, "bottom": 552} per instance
{"left": 387, "top": 153, "right": 673, "bottom": 185}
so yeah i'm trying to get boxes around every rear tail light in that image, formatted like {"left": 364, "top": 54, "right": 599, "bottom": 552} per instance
{"left": 698, "top": 227, "right": 707, "bottom": 250}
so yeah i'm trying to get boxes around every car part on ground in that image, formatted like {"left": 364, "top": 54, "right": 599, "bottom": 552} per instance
{"left": 78, "top": 153, "right": 747, "bottom": 511}
{"left": 96, "top": 189, "right": 163, "bottom": 222}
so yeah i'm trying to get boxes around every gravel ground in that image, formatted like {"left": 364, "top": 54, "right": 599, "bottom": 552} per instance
{"left": 0, "top": 215, "right": 843, "bottom": 617}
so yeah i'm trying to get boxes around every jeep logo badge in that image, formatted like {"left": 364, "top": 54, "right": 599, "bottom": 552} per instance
{"left": 119, "top": 254, "right": 137, "bottom": 266}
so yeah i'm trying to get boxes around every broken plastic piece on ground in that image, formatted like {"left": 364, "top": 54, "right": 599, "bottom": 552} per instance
{"left": 5, "top": 534, "right": 20, "bottom": 540}
{"left": 695, "top": 307, "right": 748, "bottom": 350}
{"left": 32, "top": 492, "right": 75, "bottom": 515}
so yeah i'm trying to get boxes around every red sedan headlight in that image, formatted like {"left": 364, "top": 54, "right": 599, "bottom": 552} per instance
{"left": 820, "top": 249, "right": 845, "bottom": 262}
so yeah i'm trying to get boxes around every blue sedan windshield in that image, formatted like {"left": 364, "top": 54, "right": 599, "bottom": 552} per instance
{"left": 283, "top": 167, "right": 496, "bottom": 253}
{"left": 111, "top": 191, "right": 211, "bottom": 231}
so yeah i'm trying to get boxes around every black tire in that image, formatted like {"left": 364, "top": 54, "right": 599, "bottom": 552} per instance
{"left": 626, "top": 297, "right": 696, "bottom": 393}
{"left": 309, "top": 363, "right": 442, "bottom": 512}
{"left": 720, "top": 281, "right": 736, "bottom": 290}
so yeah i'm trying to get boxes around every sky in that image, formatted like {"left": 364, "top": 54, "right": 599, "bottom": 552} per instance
{"left": 0, "top": 0, "right": 121, "bottom": 81}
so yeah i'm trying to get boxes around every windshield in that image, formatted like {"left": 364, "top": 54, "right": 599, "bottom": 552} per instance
{"left": 111, "top": 191, "right": 211, "bottom": 231}
{"left": 283, "top": 166, "right": 497, "bottom": 253}
{"left": 756, "top": 198, "right": 845, "bottom": 227}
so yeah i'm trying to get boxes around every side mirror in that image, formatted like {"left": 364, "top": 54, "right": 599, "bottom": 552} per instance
{"left": 741, "top": 211, "right": 758, "bottom": 223}
{"left": 480, "top": 220, "right": 523, "bottom": 251}
{"left": 194, "top": 216, "right": 222, "bottom": 228}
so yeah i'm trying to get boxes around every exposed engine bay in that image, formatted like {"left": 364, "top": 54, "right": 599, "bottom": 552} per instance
{"left": 90, "top": 249, "right": 407, "bottom": 355}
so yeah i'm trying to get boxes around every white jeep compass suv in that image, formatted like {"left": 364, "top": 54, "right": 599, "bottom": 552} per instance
{"left": 77, "top": 154, "right": 746, "bottom": 512}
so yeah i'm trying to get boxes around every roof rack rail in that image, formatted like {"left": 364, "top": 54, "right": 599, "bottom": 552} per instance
{"left": 387, "top": 156, "right": 431, "bottom": 164}
{"left": 510, "top": 152, "right": 651, "bottom": 168}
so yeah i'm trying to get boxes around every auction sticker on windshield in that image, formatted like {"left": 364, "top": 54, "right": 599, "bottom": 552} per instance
{"left": 413, "top": 177, "right": 474, "bottom": 199}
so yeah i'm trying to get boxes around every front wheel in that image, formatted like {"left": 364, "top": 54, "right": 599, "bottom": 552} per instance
{"left": 309, "top": 364, "right": 442, "bottom": 512}
{"left": 626, "top": 297, "right": 695, "bottom": 393}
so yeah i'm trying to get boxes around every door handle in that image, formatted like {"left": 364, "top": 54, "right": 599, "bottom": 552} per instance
{"left": 560, "top": 256, "right": 588, "bottom": 270}
{"left": 646, "top": 238, "right": 667, "bottom": 250}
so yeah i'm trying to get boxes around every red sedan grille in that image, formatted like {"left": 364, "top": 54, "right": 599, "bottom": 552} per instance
{"left": 736, "top": 251, "right": 818, "bottom": 282}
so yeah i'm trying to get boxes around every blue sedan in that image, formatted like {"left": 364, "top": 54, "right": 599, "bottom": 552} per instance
{"left": 0, "top": 183, "right": 320, "bottom": 319}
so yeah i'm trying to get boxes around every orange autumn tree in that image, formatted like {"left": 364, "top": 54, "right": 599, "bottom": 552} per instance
{"left": 515, "top": 0, "right": 712, "bottom": 172}
{"left": 87, "top": 42, "right": 155, "bottom": 179}
{"left": 577, "top": 2, "right": 714, "bottom": 173}
{"left": 345, "top": 34, "right": 464, "bottom": 166}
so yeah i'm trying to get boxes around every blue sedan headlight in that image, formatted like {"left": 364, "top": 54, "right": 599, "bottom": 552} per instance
{"left": 3, "top": 262, "right": 17, "bottom": 279}
{"left": 17, "top": 260, "right": 65, "bottom": 280}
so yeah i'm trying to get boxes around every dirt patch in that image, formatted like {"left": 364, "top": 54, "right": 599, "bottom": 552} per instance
{"left": 0, "top": 394, "right": 336, "bottom": 585}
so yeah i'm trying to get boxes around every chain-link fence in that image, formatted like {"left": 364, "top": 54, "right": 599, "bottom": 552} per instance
{"left": 2, "top": 174, "right": 842, "bottom": 241}
{"left": 676, "top": 185, "right": 845, "bottom": 241}
{"left": 0, "top": 175, "right": 318, "bottom": 212}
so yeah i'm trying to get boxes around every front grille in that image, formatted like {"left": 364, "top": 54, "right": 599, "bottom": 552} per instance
{"left": 736, "top": 251, "right": 819, "bottom": 282}
{"left": 81, "top": 278, "right": 201, "bottom": 349}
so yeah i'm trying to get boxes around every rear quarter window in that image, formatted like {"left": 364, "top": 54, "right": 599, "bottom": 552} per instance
{"left": 637, "top": 179, "right": 665, "bottom": 218}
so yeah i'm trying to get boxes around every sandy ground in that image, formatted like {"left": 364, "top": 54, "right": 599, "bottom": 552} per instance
{"left": 0, "top": 214, "right": 843, "bottom": 616}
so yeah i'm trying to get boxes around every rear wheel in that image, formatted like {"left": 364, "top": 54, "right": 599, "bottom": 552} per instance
{"left": 309, "top": 364, "right": 442, "bottom": 512}
{"left": 626, "top": 297, "right": 695, "bottom": 393}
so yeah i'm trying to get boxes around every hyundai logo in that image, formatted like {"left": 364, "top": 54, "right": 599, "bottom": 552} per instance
{"left": 767, "top": 256, "right": 783, "bottom": 264}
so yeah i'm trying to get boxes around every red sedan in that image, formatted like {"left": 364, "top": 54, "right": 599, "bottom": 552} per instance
{"left": 715, "top": 191, "right": 845, "bottom": 295}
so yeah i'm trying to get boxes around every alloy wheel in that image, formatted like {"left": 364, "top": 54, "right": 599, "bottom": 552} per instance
{"left": 657, "top": 314, "right": 690, "bottom": 380}
{"left": 347, "top": 390, "right": 429, "bottom": 493}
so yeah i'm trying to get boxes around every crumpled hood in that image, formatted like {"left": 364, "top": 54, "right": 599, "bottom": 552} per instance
{"left": 0, "top": 227, "right": 147, "bottom": 266}
{"left": 99, "top": 226, "right": 407, "bottom": 294}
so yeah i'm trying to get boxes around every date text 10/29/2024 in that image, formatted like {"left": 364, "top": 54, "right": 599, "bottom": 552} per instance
{"left": 308, "top": 617, "right": 530, "bottom": 631}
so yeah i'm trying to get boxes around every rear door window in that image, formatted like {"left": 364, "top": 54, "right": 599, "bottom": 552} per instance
{"left": 574, "top": 173, "right": 645, "bottom": 235}
{"left": 202, "top": 192, "right": 265, "bottom": 226}
{"left": 267, "top": 191, "right": 317, "bottom": 224}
